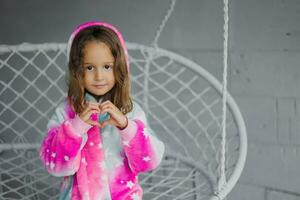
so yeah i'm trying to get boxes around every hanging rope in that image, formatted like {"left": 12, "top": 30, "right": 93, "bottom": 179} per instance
{"left": 151, "top": 0, "right": 177, "bottom": 48}
{"left": 218, "top": 0, "right": 229, "bottom": 194}
{"left": 149, "top": 0, "right": 230, "bottom": 194}
{"left": 143, "top": 0, "right": 177, "bottom": 115}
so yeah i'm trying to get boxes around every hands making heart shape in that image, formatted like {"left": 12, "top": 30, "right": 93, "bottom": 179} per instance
{"left": 78, "top": 101, "right": 128, "bottom": 130}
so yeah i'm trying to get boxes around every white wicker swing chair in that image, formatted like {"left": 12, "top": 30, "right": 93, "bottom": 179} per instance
{"left": 127, "top": 43, "right": 247, "bottom": 200}
{"left": 0, "top": 41, "right": 246, "bottom": 200}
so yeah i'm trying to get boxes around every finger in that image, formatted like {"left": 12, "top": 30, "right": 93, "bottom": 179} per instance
{"left": 86, "top": 119, "right": 101, "bottom": 127}
{"left": 99, "top": 100, "right": 114, "bottom": 109}
{"left": 80, "top": 110, "right": 100, "bottom": 121}
{"left": 81, "top": 106, "right": 100, "bottom": 117}
{"left": 87, "top": 110, "right": 101, "bottom": 117}
{"left": 100, "top": 100, "right": 111, "bottom": 105}
{"left": 100, "top": 118, "right": 114, "bottom": 128}
{"left": 100, "top": 107, "right": 115, "bottom": 116}
{"left": 86, "top": 103, "right": 101, "bottom": 111}
{"left": 86, "top": 101, "right": 100, "bottom": 107}
{"left": 83, "top": 102, "right": 100, "bottom": 110}
{"left": 81, "top": 107, "right": 91, "bottom": 116}
{"left": 99, "top": 104, "right": 111, "bottom": 111}
{"left": 100, "top": 103, "right": 119, "bottom": 114}
{"left": 82, "top": 105, "right": 101, "bottom": 116}
{"left": 100, "top": 107, "right": 125, "bottom": 128}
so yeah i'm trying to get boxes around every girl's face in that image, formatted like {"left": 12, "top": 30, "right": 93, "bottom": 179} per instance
{"left": 82, "top": 41, "right": 116, "bottom": 96}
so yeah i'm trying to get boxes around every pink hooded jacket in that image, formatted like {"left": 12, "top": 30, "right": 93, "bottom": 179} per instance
{"left": 39, "top": 22, "right": 165, "bottom": 200}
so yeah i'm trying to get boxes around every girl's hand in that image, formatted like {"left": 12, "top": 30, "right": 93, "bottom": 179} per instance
{"left": 99, "top": 100, "right": 128, "bottom": 129}
{"left": 78, "top": 102, "right": 101, "bottom": 127}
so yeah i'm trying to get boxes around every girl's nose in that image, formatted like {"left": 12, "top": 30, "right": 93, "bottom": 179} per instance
{"left": 94, "top": 69, "right": 103, "bottom": 80}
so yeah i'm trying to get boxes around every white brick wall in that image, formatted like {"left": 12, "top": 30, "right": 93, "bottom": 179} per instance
{"left": 234, "top": 97, "right": 277, "bottom": 144}
{"left": 242, "top": 144, "right": 300, "bottom": 192}
{"left": 267, "top": 189, "right": 300, "bottom": 200}
{"left": 227, "top": 0, "right": 300, "bottom": 198}
{"left": 230, "top": 52, "right": 300, "bottom": 98}
{"left": 228, "top": 183, "right": 265, "bottom": 200}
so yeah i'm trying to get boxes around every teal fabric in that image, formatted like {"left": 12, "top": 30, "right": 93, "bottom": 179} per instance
{"left": 85, "top": 93, "right": 110, "bottom": 123}
{"left": 58, "top": 177, "right": 73, "bottom": 200}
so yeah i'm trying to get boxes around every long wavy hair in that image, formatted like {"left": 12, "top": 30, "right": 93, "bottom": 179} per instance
{"left": 67, "top": 25, "right": 133, "bottom": 114}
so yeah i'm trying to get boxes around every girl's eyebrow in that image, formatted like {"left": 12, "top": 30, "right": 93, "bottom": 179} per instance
{"left": 83, "top": 61, "right": 114, "bottom": 65}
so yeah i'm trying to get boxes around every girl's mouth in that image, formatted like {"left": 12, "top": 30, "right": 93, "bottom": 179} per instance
{"left": 94, "top": 84, "right": 106, "bottom": 88}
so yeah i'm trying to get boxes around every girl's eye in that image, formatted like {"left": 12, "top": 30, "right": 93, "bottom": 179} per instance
{"left": 104, "top": 65, "right": 113, "bottom": 70}
{"left": 85, "top": 66, "right": 94, "bottom": 71}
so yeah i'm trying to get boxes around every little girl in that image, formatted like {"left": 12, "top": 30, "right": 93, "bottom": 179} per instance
{"left": 39, "top": 21, "right": 165, "bottom": 200}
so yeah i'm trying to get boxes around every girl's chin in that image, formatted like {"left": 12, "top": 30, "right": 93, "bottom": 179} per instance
{"left": 87, "top": 89, "right": 107, "bottom": 96}
{"left": 91, "top": 92, "right": 106, "bottom": 98}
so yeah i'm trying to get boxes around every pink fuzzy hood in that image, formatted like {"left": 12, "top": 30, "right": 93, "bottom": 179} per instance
{"left": 66, "top": 21, "right": 129, "bottom": 69}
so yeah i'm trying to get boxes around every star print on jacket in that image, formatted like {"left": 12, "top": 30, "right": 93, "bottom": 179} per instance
{"left": 39, "top": 94, "right": 165, "bottom": 200}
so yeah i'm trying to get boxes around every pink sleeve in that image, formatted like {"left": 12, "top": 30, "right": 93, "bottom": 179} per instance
{"left": 118, "top": 106, "right": 165, "bottom": 174}
{"left": 40, "top": 106, "right": 92, "bottom": 177}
